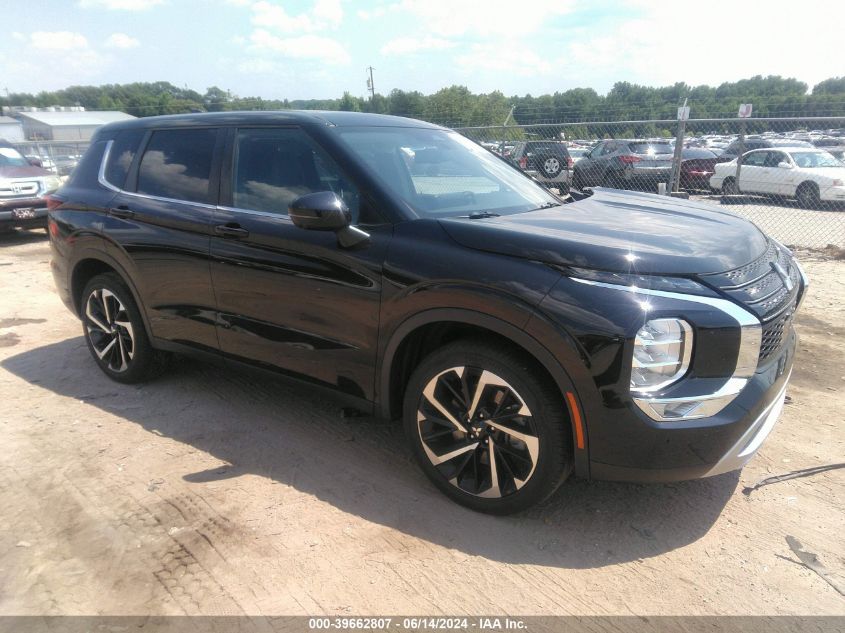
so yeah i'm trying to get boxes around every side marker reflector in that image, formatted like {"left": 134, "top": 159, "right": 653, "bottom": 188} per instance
{"left": 565, "top": 392, "right": 585, "bottom": 450}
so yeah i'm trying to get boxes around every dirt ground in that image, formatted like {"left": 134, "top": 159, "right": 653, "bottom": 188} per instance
{"left": 0, "top": 230, "right": 842, "bottom": 617}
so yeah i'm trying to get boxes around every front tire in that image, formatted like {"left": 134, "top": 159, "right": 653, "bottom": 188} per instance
{"left": 81, "top": 273, "right": 169, "bottom": 383}
{"left": 403, "top": 340, "right": 572, "bottom": 514}
{"left": 722, "top": 177, "right": 739, "bottom": 195}
{"left": 796, "top": 181, "right": 820, "bottom": 209}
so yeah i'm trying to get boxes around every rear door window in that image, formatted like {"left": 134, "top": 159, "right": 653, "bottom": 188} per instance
{"left": 742, "top": 152, "right": 767, "bottom": 167}
{"left": 137, "top": 128, "right": 218, "bottom": 204}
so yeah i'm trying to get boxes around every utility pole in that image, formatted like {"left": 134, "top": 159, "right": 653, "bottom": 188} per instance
{"left": 503, "top": 105, "right": 515, "bottom": 126}
{"left": 669, "top": 97, "right": 689, "bottom": 193}
{"left": 366, "top": 67, "right": 375, "bottom": 100}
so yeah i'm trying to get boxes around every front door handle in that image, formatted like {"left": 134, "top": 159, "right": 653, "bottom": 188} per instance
{"left": 108, "top": 205, "right": 135, "bottom": 219}
{"left": 215, "top": 224, "right": 250, "bottom": 238}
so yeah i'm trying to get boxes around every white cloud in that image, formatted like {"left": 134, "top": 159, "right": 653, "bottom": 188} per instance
{"left": 249, "top": 29, "right": 350, "bottom": 65}
{"left": 105, "top": 33, "right": 140, "bottom": 49}
{"left": 11, "top": 32, "right": 27, "bottom": 42}
{"left": 29, "top": 31, "right": 89, "bottom": 51}
{"left": 5, "top": 31, "right": 109, "bottom": 89}
{"left": 380, "top": 36, "right": 454, "bottom": 56}
{"left": 78, "top": 0, "right": 163, "bottom": 10}
{"left": 250, "top": 0, "right": 342, "bottom": 33}
{"left": 456, "top": 42, "right": 557, "bottom": 77}
{"left": 313, "top": 0, "right": 343, "bottom": 28}
{"left": 396, "top": 0, "right": 575, "bottom": 38}
{"left": 563, "top": 0, "right": 844, "bottom": 92}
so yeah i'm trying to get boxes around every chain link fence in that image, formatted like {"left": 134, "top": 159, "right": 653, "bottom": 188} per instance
{"left": 12, "top": 140, "right": 90, "bottom": 179}
{"left": 456, "top": 116, "right": 845, "bottom": 249}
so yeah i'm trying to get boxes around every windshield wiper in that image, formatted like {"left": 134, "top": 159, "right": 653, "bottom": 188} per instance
{"left": 533, "top": 202, "right": 561, "bottom": 211}
{"left": 466, "top": 211, "right": 501, "bottom": 219}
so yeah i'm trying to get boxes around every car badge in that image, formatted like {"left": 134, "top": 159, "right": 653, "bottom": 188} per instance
{"left": 771, "top": 262, "right": 794, "bottom": 292}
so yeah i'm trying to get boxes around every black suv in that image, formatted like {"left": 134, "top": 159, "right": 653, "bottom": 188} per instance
{"left": 49, "top": 112, "right": 806, "bottom": 514}
{"left": 508, "top": 141, "right": 573, "bottom": 190}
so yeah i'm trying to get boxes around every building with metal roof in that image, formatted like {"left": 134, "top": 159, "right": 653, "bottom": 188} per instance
{"left": 0, "top": 116, "right": 25, "bottom": 143}
{"left": 14, "top": 110, "right": 136, "bottom": 141}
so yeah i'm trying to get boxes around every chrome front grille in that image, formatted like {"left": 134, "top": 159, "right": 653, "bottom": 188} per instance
{"left": 0, "top": 181, "right": 39, "bottom": 198}
{"left": 759, "top": 302, "right": 797, "bottom": 361}
{"left": 700, "top": 240, "right": 804, "bottom": 362}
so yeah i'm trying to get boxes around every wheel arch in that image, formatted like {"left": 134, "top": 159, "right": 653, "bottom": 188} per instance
{"left": 378, "top": 308, "right": 589, "bottom": 477}
{"left": 70, "top": 252, "right": 154, "bottom": 342}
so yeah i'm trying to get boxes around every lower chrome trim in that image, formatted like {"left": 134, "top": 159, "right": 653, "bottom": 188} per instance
{"left": 633, "top": 377, "right": 747, "bottom": 421}
{"left": 705, "top": 371, "right": 791, "bottom": 476}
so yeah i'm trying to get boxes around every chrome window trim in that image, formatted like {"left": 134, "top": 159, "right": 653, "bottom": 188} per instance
{"left": 570, "top": 277, "right": 763, "bottom": 421}
{"left": 98, "top": 140, "right": 120, "bottom": 193}
{"left": 97, "top": 138, "right": 218, "bottom": 211}
{"left": 216, "top": 205, "right": 294, "bottom": 222}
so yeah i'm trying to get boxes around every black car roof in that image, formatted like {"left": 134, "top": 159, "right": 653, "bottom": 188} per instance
{"left": 97, "top": 110, "right": 443, "bottom": 134}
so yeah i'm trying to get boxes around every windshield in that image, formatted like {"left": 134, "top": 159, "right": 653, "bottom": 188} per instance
{"left": 788, "top": 151, "right": 843, "bottom": 168}
{"left": 333, "top": 127, "right": 558, "bottom": 218}
{"left": 0, "top": 146, "right": 30, "bottom": 168}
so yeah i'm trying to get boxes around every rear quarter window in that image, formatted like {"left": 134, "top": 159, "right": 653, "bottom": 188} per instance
{"left": 66, "top": 141, "right": 108, "bottom": 188}
{"left": 105, "top": 129, "right": 146, "bottom": 189}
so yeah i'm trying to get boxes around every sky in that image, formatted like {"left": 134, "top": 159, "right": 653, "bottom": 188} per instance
{"left": 1, "top": 0, "right": 843, "bottom": 101}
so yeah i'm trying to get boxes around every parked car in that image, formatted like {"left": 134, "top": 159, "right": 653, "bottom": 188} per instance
{"left": 572, "top": 139, "right": 675, "bottom": 191}
{"left": 710, "top": 147, "right": 845, "bottom": 208}
{"left": 508, "top": 140, "right": 573, "bottom": 190}
{"left": 680, "top": 148, "right": 720, "bottom": 191}
{"left": 567, "top": 147, "right": 589, "bottom": 163}
{"left": 716, "top": 138, "right": 813, "bottom": 163}
{"left": 0, "top": 141, "right": 62, "bottom": 233}
{"left": 49, "top": 112, "right": 806, "bottom": 514}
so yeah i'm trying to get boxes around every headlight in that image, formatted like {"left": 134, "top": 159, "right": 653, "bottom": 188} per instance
{"left": 631, "top": 318, "right": 693, "bottom": 392}
{"left": 42, "top": 176, "right": 61, "bottom": 193}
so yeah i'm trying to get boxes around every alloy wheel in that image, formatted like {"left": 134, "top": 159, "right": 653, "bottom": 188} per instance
{"left": 543, "top": 157, "right": 561, "bottom": 175}
{"left": 416, "top": 366, "right": 540, "bottom": 498}
{"left": 85, "top": 288, "right": 135, "bottom": 373}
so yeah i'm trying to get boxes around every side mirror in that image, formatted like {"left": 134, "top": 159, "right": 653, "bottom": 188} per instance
{"left": 778, "top": 162, "right": 793, "bottom": 169}
{"left": 289, "top": 191, "right": 370, "bottom": 248}
{"left": 27, "top": 157, "right": 43, "bottom": 167}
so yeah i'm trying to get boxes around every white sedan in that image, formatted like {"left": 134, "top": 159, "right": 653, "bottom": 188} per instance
{"left": 710, "top": 147, "right": 845, "bottom": 208}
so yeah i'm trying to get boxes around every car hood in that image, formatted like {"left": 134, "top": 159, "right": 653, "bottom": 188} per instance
{"left": 438, "top": 188, "right": 768, "bottom": 275}
{"left": 0, "top": 164, "right": 52, "bottom": 179}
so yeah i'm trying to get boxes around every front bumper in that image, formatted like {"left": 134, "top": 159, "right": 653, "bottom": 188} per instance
{"left": 590, "top": 330, "right": 796, "bottom": 483}
{"left": 0, "top": 196, "right": 49, "bottom": 229}
{"left": 820, "top": 185, "right": 845, "bottom": 202}
{"left": 624, "top": 167, "right": 672, "bottom": 182}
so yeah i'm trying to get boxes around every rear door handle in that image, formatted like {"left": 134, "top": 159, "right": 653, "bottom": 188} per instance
{"left": 108, "top": 205, "right": 135, "bottom": 219}
{"left": 214, "top": 224, "right": 250, "bottom": 238}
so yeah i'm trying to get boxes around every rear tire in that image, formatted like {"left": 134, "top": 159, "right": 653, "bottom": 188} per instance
{"left": 602, "top": 170, "right": 624, "bottom": 190}
{"left": 796, "top": 181, "right": 820, "bottom": 209}
{"left": 402, "top": 340, "right": 572, "bottom": 515}
{"left": 722, "top": 177, "right": 739, "bottom": 195}
{"left": 81, "top": 272, "right": 170, "bottom": 384}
